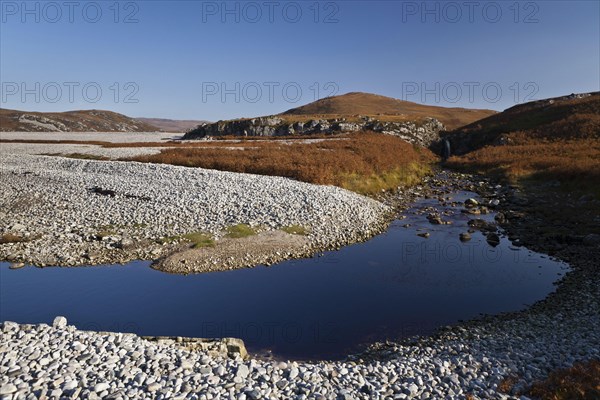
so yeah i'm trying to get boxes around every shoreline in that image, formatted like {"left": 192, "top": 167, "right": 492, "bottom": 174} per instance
{"left": 0, "top": 152, "right": 390, "bottom": 270}
{"left": 1, "top": 160, "right": 598, "bottom": 398}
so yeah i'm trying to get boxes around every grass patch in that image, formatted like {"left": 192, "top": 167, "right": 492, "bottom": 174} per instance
{"left": 61, "top": 153, "right": 109, "bottom": 161}
{"left": 96, "top": 224, "right": 117, "bottom": 238}
{"left": 0, "top": 233, "right": 28, "bottom": 244}
{"left": 159, "top": 231, "right": 215, "bottom": 248}
{"left": 0, "top": 233, "right": 41, "bottom": 244}
{"left": 225, "top": 224, "right": 257, "bottom": 239}
{"left": 182, "top": 232, "right": 215, "bottom": 249}
{"left": 42, "top": 152, "right": 109, "bottom": 161}
{"left": 339, "top": 162, "right": 432, "bottom": 195}
{"left": 281, "top": 225, "right": 309, "bottom": 235}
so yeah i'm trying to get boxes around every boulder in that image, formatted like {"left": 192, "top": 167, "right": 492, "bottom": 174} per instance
{"left": 53, "top": 316, "right": 68, "bottom": 329}
{"left": 464, "top": 198, "right": 479, "bottom": 207}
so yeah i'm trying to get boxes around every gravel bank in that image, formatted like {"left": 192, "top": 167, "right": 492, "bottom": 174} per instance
{"left": 0, "top": 317, "right": 546, "bottom": 400}
{"left": 1, "top": 172, "right": 599, "bottom": 399}
{"left": 0, "top": 132, "right": 179, "bottom": 142}
{"left": 0, "top": 142, "right": 165, "bottom": 158}
{"left": 2, "top": 294, "right": 597, "bottom": 400}
{"left": 0, "top": 153, "right": 389, "bottom": 267}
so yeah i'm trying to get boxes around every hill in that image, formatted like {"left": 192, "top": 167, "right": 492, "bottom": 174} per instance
{"left": 184, "top": 92, "right": 496, "bottom": 145}
{"left": 444, "top": 92, "right": 600, "bottom": 192}
{"left": 280, "top": 92, "right": 497, "bottom": 130}
{"left": 0, "top": 108, "right": 160, "bottom": 132}
{"left": 443, "top": 92, "right": 600, "bottom": 155}
{"left": 135, "top": 118, "right": 210, "bottom": 133}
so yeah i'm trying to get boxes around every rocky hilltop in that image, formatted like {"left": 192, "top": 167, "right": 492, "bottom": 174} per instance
{"left": 183, "top": 115, "right": 445, "bottom": 147}
{"left": 183, "top": 92, "right": 497, "bottom": 147}
{"left": 0, "top": 109, "right": 160, "bottom": 132}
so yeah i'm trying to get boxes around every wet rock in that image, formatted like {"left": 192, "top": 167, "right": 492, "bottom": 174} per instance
{"left": 486, "top": 233, "right": 501, "bottom": 247}
{"left": 468, "top": 219, "right": 497, "bottom": 233}
{"left": 464, "top": 198, "right": 479, "bottom": 207}
{"left": 459, "top": 233, "right": 471, "bottom": 242}
{"left": 494, "top": 212, "right": 507, "bottom": 224}
{"left": 427, "top": 214, "right": 444, "bottom": 225}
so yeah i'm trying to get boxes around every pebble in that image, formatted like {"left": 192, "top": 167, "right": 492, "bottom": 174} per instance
{"left": 93, "top": 382, "right": 109, "bottom": 392}
{"left": 53, "top": 316, "right": 67, "bottom": 329}
{"left": 1, "top": 169, "right": 598, "bottom": 400}
{"left": 0, "top": 152, "right": 389, "bottom": 269}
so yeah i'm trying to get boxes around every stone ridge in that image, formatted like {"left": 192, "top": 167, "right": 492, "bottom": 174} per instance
{"left": 183, "top": 116, "right": 445, "bottom": 148}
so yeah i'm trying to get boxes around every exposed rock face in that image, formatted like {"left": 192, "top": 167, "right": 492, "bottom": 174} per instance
{"left": 184, "top": 116, "right": 445, "bottom": 147}
{"left": 140, "top": 335, "right": 247, "bottom": 359}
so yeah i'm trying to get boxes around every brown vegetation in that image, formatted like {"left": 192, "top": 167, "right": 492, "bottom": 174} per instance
{"left": 280, "top": 92, "right": 497, "bottom": 130}
{"left": 0, "top": 233, "right": 40, "bottom": 244}
{"left": 0, "top": 135, "right": 337, "bottom": 148}
{"left": 125, "top": 132, "right": 436, "bottom": 195}
{"left": 442, "top": 92, "right": 600, "bottom": 155}
{"left": 446, "top": 139, "right": 600, "bottom": 194}
{"left": 445, "top": 93, "right": 600, "bottom": 195}
{"left": 526, "top": 359, "right": 600, "bottom": 400}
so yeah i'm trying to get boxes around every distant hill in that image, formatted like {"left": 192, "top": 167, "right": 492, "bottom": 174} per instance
{"left": 443, "top": 92, "right": 600, "bottom": 155}
{"left": 0, "top": 108, "right": 159, "bottom": 132}
{"left": 135, "top": 118, "right": 210, "bottom": 133}
{"left": 280, "top": 92, "right": 497, "bottom": 130}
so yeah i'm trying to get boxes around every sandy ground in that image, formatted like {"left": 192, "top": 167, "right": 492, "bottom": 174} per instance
{"left": 155, "top": 230, "right": 310, "bottom": 274}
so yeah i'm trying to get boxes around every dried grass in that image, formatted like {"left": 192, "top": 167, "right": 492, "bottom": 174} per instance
{"left": 527, "top": 359, "right": 600, "bottom": 400}
{"left": 125, "top": 132, "right": 435, "bottom": 195}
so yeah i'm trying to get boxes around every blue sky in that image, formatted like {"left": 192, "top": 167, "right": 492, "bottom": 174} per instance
{"left": 1, "top": 0, "right": 599, "bottom": 120}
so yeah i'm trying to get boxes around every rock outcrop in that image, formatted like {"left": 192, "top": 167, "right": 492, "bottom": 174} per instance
{"left": 183, "top": 116, "right": 445, "bottom": 147}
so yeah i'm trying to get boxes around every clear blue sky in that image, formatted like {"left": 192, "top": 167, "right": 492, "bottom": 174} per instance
{"left": 1, "top": 1, "right": 598, "bottom": 120}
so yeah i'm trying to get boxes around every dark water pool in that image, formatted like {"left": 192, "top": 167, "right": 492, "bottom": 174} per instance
{"left": 0, "top": 192, "right": 568, "bottom": 360}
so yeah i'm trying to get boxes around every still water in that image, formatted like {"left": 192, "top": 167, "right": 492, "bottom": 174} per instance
{"left": 0, "top": 192, "right": 567, "bottom": 360}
